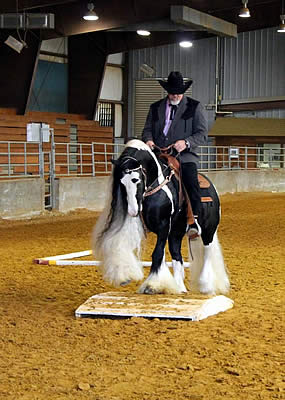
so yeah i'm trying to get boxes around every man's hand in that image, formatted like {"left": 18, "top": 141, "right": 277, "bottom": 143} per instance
{"left": 174, "top": 140, "right": 187, "bottom": 153}
{"left": 146, "top": 140, "right": 155, "bottom": 149}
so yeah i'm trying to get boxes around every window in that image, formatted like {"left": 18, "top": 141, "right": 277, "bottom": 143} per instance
{"left": 257, "top": 144, "right": 281, "bottom": 168}
{"left": 95, "top": 102, "right": 114, "bottom": 127}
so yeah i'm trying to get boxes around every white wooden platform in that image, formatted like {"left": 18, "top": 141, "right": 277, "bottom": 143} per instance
{"left": 75, "top": 292, "right": 234, "bottom": 321}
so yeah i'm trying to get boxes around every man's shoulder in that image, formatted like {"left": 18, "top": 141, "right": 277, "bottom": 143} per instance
{"left": 185, "top": 96, "right": 200, "bottom": 107}
{"left": 181, "top": 97, "right": 202, "bottom": 120}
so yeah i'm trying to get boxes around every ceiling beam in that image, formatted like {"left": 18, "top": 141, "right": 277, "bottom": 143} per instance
{"left": 93, "top": 31, "right": 210, "bottom": 55}
{"left": 171, "top": 5, "right": 237, "bottom": 38}
{"left": 219, "top": 101, "right": 285, "bottom": 112}
{"left": 0, "top": 0, "right": 76, "bottom": 12}
{"left": 68, "top": 34, "right": 107, "bottom": 118}
{"left": 108, "top": 19, "right": 201, "bottom": 32}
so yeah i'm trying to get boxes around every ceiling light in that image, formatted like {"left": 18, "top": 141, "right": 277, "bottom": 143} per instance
{"left": 179, "top": 40, "right": 193, "bottom": 48}
{"left": 136, "top": 30, "right": 151, "bottom": 36}
{"left": 83, "top": 3, "right": 99, "bottom": 21}
{"left": 277, "top": 15, "right": 285, "bottom": 32}
{"left": 140, "top": 64, "right": 155, "bottom": 76}
{"left": 5, "top": 35, "right": 26, "bottom": 53}
{"left": 278, "top": 1, "right": 285, "bottom": 33}
{"left": 239, "top": 0, "right": 250, "bottom": 18}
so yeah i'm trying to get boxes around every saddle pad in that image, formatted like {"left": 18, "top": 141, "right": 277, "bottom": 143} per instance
{"left": 198, "top": 174, "right": 210, "bottom": 188}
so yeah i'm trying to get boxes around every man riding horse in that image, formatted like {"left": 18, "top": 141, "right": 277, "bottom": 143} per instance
{"left": 93, "top": 72, "right": 230, "bottom": 295}
{"left": 142, "top": 71, "right": 208, "bottom": 238}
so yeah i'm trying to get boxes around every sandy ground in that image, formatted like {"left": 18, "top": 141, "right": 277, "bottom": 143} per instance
{"left": 0, "top": 192, "right": 284, "bottom": 400}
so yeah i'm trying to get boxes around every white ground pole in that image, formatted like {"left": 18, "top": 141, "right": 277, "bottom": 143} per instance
{"left": 33, "top": 250, "right": 190, "bottom": 268}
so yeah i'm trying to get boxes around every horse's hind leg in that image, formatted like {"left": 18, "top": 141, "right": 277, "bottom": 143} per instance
{"left": 168, "top": 228, "right": 187, "bottom": 293}
{"left": 188, "top": 195, "right": 230, "bottom": 294}
{"left": 138, "top": 223, "right": 180, "bottom": 294}
{"left": 189, "top": 231, "right": 230, "bottom": 295}
{"left": 200, "top": 233, "right": 230, "bottom": 294}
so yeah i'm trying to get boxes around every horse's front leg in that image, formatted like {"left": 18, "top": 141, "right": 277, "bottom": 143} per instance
{"left": 168, "top": 227, "right": 187, "bottom": 293}
{"left": 138, "top": 222, "right": 180, "bottom": 294}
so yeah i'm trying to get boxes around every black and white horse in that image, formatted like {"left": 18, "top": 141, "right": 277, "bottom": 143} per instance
{"left": 93, "top": 139, "right": 229, "bottom": 295}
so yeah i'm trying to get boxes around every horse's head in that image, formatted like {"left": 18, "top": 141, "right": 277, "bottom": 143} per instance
{"left": 113, "top": 156, "right": 146, "bottom": 217}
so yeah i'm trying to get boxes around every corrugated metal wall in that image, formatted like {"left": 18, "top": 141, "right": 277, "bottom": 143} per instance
{"left": 223, "top": 27, "right": 284, "bottom": 100}
{"left": 222, "top": 27, "right": 285, "bottom": 118}
{"left": 128, "top": 27, "right": 285, "bottom": 135}
{"left": 128, "top": 37, "right": 217, "bottom": 137}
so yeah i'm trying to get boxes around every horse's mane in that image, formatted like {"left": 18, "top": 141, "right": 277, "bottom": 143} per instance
{"left": 125, "top": 139, "right": 151, "bottom": 152}
{"left": 97, "top": 140, "right": 164, "bottom": 242}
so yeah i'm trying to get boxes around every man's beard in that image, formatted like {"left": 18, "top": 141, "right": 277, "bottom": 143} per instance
{"left": 169, "top": 99, "right": 181, "bottom": 106}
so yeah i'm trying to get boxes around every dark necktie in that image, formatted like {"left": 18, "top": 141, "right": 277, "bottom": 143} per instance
{"left": 170, "top": 104, "right": 178, "bottom": 120}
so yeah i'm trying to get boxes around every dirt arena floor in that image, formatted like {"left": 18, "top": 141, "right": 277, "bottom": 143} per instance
{"left": 0, "top": 192, "right": 284, "bottom": 400}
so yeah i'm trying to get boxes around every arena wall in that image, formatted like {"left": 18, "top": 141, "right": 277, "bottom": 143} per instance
{"left": 53, "top": 176, "right": 109, "bottom": 213}
{"left": 207, "top": 170, "right": 285, "bottom": 195}
{"left": 0, "top": 171, "right": 284, "bottom": 217}
{"left": 54, "top": 170, "right": 285, "bottom": 213}
{"left": 0, "top": 178, "right": 45, "bottom": 218}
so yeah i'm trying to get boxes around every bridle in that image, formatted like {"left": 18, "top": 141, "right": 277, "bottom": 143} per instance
{"left": 119, "top": 146, "right": 179, "bottom": 198}
{"left": 120, "top": 156, "right": 148, "bottom": 192}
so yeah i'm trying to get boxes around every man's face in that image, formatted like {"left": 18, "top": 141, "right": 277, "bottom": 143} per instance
{"left": 168, "top": 93, "right": 183, "bottom": 105}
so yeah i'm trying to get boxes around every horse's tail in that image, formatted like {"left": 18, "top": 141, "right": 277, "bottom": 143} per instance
{"left": 92, "top": 170, "right": 145, "bottom": 287}
{"left": 188, "top": 233, "right": 230, "bottom": 295}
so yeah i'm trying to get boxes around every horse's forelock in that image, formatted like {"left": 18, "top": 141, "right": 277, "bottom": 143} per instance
{"left": 119, "top": 156, "right": 140, "bottom": 171}
{"left": 118, "top": 145, "right": 147, "bottom": 172}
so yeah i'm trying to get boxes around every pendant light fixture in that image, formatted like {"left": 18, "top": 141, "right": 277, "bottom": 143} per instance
{"left": 277, "top": 0, "right": 285, "bottom": 32}
{"left": 83, "top": 3, "right": 99, "bottom": 21}
{"left": 239, "top": 0, "right": 251, "bottom": 18}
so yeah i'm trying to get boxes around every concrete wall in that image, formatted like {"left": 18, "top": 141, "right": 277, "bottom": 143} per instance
{"left": 53, "top": 176, "right": 109, "bottom": 213}
{"left": 1, "top": 171, "right": 284, "bottom": 218}
{"left": 207, "top": 170, "right": 285, "bottom": 195}
{"left": 0, "top": 178, "right": 45, "bottom": 218}
{"left": 53, "top": 170, "right": 285, "bottom": 213}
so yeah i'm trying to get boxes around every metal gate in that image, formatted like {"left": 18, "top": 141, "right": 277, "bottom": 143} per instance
{"left": 43, "top": 130, "right": 55, "bottom": 209}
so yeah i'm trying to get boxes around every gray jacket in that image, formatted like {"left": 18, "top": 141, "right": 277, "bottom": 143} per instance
{"left": 142, "top": 95, "right": 208, "bottom": 164}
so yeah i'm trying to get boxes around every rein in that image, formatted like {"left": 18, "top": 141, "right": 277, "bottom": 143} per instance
{"left": 143, "top": 169, "right": 175, "bottom": 198}
{"left": 143, "top": 144, "right": 179, "bottom": 198}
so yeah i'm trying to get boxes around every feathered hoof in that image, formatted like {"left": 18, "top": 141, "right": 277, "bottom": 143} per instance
{"left": 138, "top": 282, "right": 180, "bottom": 295}
{"left": 141, "top": 285, "right": 158, "bottom": 295}
{"left": 120, "top": 279, "right": 132, "bottom": 287}
{"left": 176, "top": 281, "right": 188, "bottom": 293}
{"left": 199, "top": 280, "right": 216, "bottom": 295}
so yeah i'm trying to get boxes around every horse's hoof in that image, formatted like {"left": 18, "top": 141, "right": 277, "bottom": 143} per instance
{"left": 143, "top": 286, "right": 156, "bottom": 294}
{"left": 120, "top": 280, "right": 131, "bottom": 287}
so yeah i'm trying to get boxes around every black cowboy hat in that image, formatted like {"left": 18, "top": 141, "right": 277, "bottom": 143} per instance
{"left": 158, "top": 71, "right": 193, "bottom": 94}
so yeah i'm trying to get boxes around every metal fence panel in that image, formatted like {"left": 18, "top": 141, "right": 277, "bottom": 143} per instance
{"left": 0, "top": 141, "right": 284, "bottom": 210}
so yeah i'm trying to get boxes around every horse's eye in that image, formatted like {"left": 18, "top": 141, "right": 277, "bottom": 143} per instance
{"left": 131, "top": 178, "right": 139, "bottom": 184}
